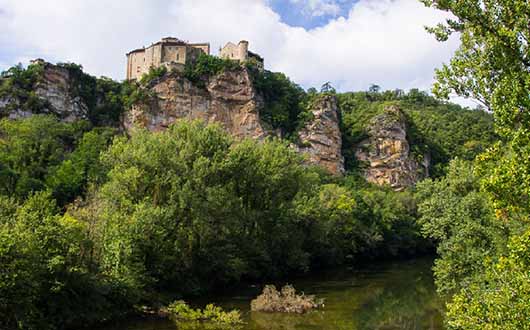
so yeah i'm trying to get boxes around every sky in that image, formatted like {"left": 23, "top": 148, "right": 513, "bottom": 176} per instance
{"left": 0, "top": 0, "right": 470, "bottom": 102}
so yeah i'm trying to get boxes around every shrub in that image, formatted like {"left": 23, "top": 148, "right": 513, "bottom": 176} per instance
{"left": 184, "top": 53, "right": 239, "bottom": 86}
{"left": 250, "top": 285, "right": 324, "bottom": 314}
{"left": 167, "top": 300, "right": 242, "bottom": 325}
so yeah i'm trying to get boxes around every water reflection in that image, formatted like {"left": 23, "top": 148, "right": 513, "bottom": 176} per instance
{"left": 102, "top": 258, "right": 444, "bottom": 330}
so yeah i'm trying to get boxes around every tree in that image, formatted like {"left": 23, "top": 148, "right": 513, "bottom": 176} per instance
{"left": 421, "top": 1, "right": 530, "bottom": 326}
{"left": 0, "top": 192, "right": 131, "bottom": 330}
{"left": 320, "top": 82, "right": 336, "bottom": 94}
{"left": 368, "top": 84, "right": 381, "bottom": 93}
{"left": 0, "top": 116, "right": 89, "bottom": 199}
{"left": 421, "top": 0, "right": 530, "bottom": 215}
{"left": 93, "top": 120, "right": 324, "bottom": 294}
{"left": 446, "top": 231, "right": 530, "bottom": 330}
{"left": 416, "top": 160, "right": 510, "bottom": 295}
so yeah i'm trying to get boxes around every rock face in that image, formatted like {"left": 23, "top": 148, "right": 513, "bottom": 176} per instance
{"left": 355, "top": 105, "right": 429, "bottom": 190}
{"left": 295, "top": 95, "right": 345, "bottom": 175}
{"left": 124, "top": 68, "right": 267, "bottom": 140}
{"left": 0, "top": 61, "right": 88, "bottom": 122}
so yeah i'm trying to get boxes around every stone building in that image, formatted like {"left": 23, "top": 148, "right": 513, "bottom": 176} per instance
{"left": 220, "top": 40, "right": 264, "bottom": 69}
{"left": 126, "top": 37, "right": 210, "bottom": 80}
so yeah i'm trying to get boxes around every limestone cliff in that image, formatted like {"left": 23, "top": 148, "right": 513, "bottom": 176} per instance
{"left": 295, "top": 95, "right": 345, "bottom": 175}
{"left": 355, "top": 105, "right": 429, "bottom": 190}
{"left": 124, "top": 68, "right": 267, "bottom": 140}
{"left": 125, "top": 71, "right": 346, "bottom": 175}
{"left": 0, "top": 61, "right": 88, "bottom": 122}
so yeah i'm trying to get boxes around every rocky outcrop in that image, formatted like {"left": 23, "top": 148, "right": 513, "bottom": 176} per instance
{"left": 355, "top": 105, "right": 429, "bottom": 190}
{"left": 295, "top": 95, "right": 345, "bottom": 175}
{"left": 124, "top": 68, "right": 268, "bottom": 140}
{"left": 0, "top": 60, "right": 88, "bottom": 122}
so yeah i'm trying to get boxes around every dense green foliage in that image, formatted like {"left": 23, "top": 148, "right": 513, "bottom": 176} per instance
{"left": 251, "top": 69, "right": 311, "bottom": 135}
{"left": 416, "top": 160, "right": 514, "bottom": 295}
{"left": 0, "top": 115, "right": 114, "bottom": 205}
{"left": 0, "top": 117, "right": 430, "bottom": 329}
{"left": 338, "top": 89, "right": 497, "bottom": 175}
{"left": 419, "top": 0, "right": 530, "bottom": 327}
{"left": 0, "top": 192, "right": 131, "bottom": 330}
{"left": 446, "top": 231, "right": 530, "bottom": 329}
{"left": 0, "top": 63, "right": 47, "bottom": 114}
{"left": 93, "top": 120, "right": 425, "bottom": 296}
{"left": 167, "top": 300, "right": 242, "bottom": 326}
{"left": 184, "top": 53, "right": 239, "bottom": 87}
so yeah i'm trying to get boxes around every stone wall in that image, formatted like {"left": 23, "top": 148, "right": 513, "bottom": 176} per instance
{"left": 220, "top": 41, "right": 249, "bottom": 62}
{"left": 126, "top": 38, "right": 210, "bottom": 80}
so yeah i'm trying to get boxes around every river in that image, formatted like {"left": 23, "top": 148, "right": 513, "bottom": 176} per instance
{"left": 102, "top": 257, "right": 444, "bottom": 330}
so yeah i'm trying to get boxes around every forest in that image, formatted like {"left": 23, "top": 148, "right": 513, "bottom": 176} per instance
{"left": 1, "top": 1, "right": 530, "bottom": 329}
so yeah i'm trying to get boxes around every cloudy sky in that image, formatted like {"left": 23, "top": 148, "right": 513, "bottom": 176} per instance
{"left": 0, "top": 0, "right": 462, "bottom": 96}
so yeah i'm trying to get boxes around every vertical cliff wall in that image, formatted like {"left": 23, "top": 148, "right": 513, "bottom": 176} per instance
{"left": 355, "top": 105, "right": 429, "bottom": 190}
{"left": 295, "top": 95, "right": 345, "bottom": 175}
{"left": 0, "top": 62, "right": 88, "bottom": 122}
{"left": 124, "top": 68, "right": 268, "bottom": 140}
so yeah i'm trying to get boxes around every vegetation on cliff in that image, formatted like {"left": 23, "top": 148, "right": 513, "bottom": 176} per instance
{"left": 337, "top": 89, "right": 497, "bottom": 176}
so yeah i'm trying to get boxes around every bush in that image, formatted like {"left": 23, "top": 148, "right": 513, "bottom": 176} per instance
{"left": 250, "top": 285, "right": 323, "bottom": 314}
{"left": 167, "top": 300, "right": 242, "bottom": 325}
{"left": 139, "top": 66, "right": 167, "bottom": 86}
{"left": 184, "top": 53, "right": 239, "bottom": 87}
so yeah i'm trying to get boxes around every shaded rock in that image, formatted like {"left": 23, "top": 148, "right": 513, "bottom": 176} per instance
{"left": 294, "top": 95, "right": 345, "bottom": 175}
{"left": 355, "top": 105, "right": 429, "bottom": 190}
{"left": 124, "top": 67, "right": 268, "bottom": 140}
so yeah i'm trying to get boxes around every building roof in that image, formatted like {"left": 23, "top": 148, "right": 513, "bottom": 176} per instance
{"left": 126, "top": 47, "right": 145, "bottom": 56}
{"left": 126, "top": 37, "right": 210, "bottom": 56}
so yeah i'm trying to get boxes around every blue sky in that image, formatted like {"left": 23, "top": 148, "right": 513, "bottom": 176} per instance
{"left": 0, "top": 0, "right": 475, "bottom": 106}
{"left": 269, "top": 0, "right": 355, "bottom": 29}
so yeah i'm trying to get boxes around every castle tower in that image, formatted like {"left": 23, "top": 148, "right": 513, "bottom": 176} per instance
{"left": 238, "top": 40, "right": 249, "bottom": 61}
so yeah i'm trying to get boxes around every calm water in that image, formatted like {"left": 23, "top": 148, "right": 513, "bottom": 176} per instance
{"left": 101, "top": 258, "right": 444, "bottom": 330}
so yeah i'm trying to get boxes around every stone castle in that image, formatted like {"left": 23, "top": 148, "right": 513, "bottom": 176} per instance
{"left": 126, "top": 37, "right": 263, "bottom": 80}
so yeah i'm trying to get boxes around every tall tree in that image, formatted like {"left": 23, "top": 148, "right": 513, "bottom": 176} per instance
{"left": 421, "top": 0, "right": 530, "bottom": 216}
{"left": 421, "top": 1, "right": 530, "bottom": 328}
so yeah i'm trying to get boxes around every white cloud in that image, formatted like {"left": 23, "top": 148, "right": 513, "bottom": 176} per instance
{"left": 0, "top": 0, "right": 459, "bottom": 95}
{"left": 289, "top": 0, "right": 342, "bottom": 17}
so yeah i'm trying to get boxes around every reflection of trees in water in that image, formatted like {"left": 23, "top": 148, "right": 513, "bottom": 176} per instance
{"left": 249, "top": 260, "right": 444, "bottom": 330}
{"left": 174, "top": 321, "right": 243, "bottom": 330}
{"left": 354, "top": 269, "right": 444, "bottom": 330}
{"left": 125, "top": 259, "right": 443, "bottom": 330}
{"left": 249, "top": 310, "right": 338, "bottom": 330}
